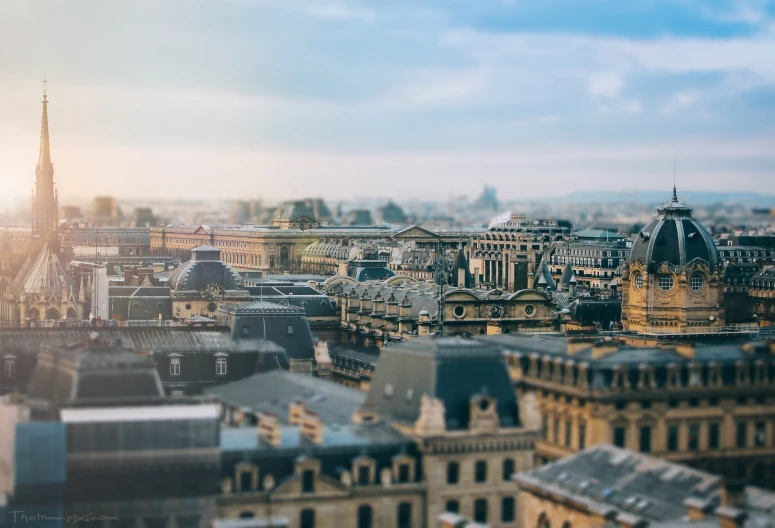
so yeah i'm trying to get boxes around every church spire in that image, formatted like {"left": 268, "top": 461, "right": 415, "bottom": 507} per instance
{"left": 32, "top": 79, "right": 57, "bottom": 238}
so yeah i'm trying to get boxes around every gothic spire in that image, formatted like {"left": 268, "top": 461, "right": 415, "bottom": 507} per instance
{"left": 32, "top": 80, "right": 57, "bottom": 237}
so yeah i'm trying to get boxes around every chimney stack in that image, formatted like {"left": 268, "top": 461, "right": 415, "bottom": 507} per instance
{"left": 299, "top": 410, "right": 324, "bottom": 445}
{"left": 257, "top": 412, "right": 281, "bottom": 446}
{"left": 716, "top": 507, "right": 748, "bottom": 528}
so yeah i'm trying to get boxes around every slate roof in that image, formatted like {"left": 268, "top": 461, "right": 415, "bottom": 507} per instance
{"left": 629, "top": 193, "right": 718, "bottom": 272}
{"left": 11, "top": 244, "right": 73, "bottom": 298}
{"left": 220, "top": 300, "right": 305, "bottom": 314}
{"left": 0, "top": 327, "right": 282, "bottom": 355}
{"left": 27, "top": 343, "right": 165, "bottom": 406}
{"left": 206, "top": 370, "right": 365, "bottom": 425}
{"left": 575, "top": 229, "right": 625, "bottom": 240}
{"left": 362, "top": 336, "right": 520, "bottom": 430}
{"left": 515, "top": 444, "right": 723, "bottom": 524}
{"left": 168, "top": 251, "right": 241, "bottom": 291}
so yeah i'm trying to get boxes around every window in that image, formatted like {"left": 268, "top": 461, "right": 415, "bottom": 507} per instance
{"left": 302, "top": 469, "right": 315, "bottom": 493}
{"left": 398, "top": 463, "right": 410, "bottom": 483}
{"left": 737, "top": 422, "right": 748, "bottom": 448}
{"left": 579, "top": 424, "right": 586, "bottom": 450}
{"left": 503, "top": 458, "right": 515, "bottom": 481}
{"left": 525, "top": 305, "right": 535, "bottom": 316}
{"left": 668, "top": 425, "right": 679, "bottom": 451}
{"left": 640, "top": 426, "right": 652, "bottom": 453}
{"left": 709, "top": 397, "right": 720, "bottom": 406}
{"left": 474, "top": 499, "right": 488, "bottom": 524}
{"left": 566, "top": 420, "right": 573, "bottom": 447}
{"left": 668, "top": 399, "right": 679, "bottom": 408}
{"left": 238, "top": 512, "right": 255, "bottom": 519}
{"left": 357, "top": 505, "right": 373, "bottom": 528}
{"left": 171, "top": 389, "right": 185, "bottom": 397}
{"left": 502, "top": 497, "right": 516, "bottom": 523}
{"left": 475, "top": 460, "right": 488, "bottom": 483}
{"left": 287, "top": 325, "right": 294, "bottom": 336}
{"left": 384, "top": 384, "right": 394, "bottom": 398}
{"left": 300, "top": 510, "right": 315, "bottom": 528}
{"left": 170, "top": 357, "right": 181, "bottom": 376}
{"left": 756, "top": 422, "right": 766, "bottom": 447}
{"left": 690, "top": 274, "right": 704, "bottom": 292}
{"left": 553, "top": 418, "right": 560, "bottom": 444}
{"left": 445, "top": 500, "right": 459, "bottom": 514}
{"left": 242, "top": 326, "right": 249, "bottom": 336}
{"left": 3, "top": 359, "right": 15, "bottom": 378}
{"left": 397, "top": 503, "right": 412, "bottom": 528}
{"left": 240, "top": 471, "right": 253, "bottom": 491}
{"left": 216, "top": 357, "right": 227, "bottom": 375}
{"left": 358, "top": 466, "right": 370, "bottom": 485}
{"left": 613, "top": 427, "right": 626, "bottom": 448}
{"left": 447, "top": 462, "right": 459, "bottom": 485}
{"left": 689, "top": 398, "right": 699, "bottom": 407}
{"left": 658, "top": 274, "right": 674, "bottom": 291}
{"left": 709, "top": 423, "right": 720, "bottom": 450}
{"left": 688, "top": 424, "right": 699, "bottom": 450}
{"left": 615, "top": 400, "right": 626, "bottom": 410}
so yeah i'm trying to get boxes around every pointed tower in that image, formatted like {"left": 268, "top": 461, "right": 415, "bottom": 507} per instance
{"left": 32, "top": 87, "right": 58, "bottom": 239}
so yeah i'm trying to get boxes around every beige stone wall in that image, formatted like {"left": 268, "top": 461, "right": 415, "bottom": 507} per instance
{"left": 518, "top": 489, "right": 605, "bottom": 528}
{"left": 220, "top": 491, "right": 424, "bottom": 528}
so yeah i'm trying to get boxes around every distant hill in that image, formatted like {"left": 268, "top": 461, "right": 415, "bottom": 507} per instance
{"left": 550, "top": 191, "right": 775, "bottom": 207}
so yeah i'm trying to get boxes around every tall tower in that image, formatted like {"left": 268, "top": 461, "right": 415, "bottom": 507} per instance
{"left": 32, "top": 86, "right": 58, "bottom": 238}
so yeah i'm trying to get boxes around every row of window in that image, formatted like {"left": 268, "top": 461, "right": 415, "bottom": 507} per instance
{"left": 445, "top": 497, "right": 516, "bottom": 524}
{"left": 613, "top": 421, "right": 772, "bottom": 453}
{"left": 3, "top": 359, "right": 15, "bottom": 378}
{"left": 446, "top": 459, "right": 517, "bottom": 485}
{"left": 543, "top": 417, "right": 587, "bottom": 451}
{"left": 168, "top": 357, "right": 227, "bottom": 376}
{"left": 247, "top": 502, "right": 413, "bottom": 528}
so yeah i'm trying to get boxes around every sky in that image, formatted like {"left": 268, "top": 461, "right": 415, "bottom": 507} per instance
{"left": 0, "top": 0, "right": 774, "bottom": 203}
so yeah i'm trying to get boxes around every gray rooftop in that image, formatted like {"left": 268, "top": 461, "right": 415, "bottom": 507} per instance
{"left": 205, "top": 370, "right": 365, "bottom": 425}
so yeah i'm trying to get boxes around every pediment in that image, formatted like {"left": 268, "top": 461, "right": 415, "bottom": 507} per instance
{"left": 393, "top": 226, "right": 437, "bottom": 239}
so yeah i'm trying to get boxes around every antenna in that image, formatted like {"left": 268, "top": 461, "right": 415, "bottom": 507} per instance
{"left": 672, "top": 160, "right": 678, "bottom": 201}
{"left": 436, "top": 237, "right": 446, "bottom": 334}
{"left": 42, "top": 74, "right": 48, "bottom": 96}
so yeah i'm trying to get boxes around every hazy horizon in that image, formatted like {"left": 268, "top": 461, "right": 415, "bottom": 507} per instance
{"left": 1, "top": 0, "right": 774, "bottom": 201}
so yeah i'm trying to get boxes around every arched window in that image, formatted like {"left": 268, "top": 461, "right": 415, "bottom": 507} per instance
{"left": 445, "top": 500, "right": 459, "bottom": 514}
{"left": 503, "top": 458, "right": 516, "bottom": 481}
{"left": 280, "top": 246, "right": 289, "bottom": 266}
{"left": 474, "top": 499, "right": 488, "bottom": 524}
{"left": 357, "top": 505, "right": 373, "bottom": 528}
{"left": 300, "top": 509, "right": 315, "bottom": 528}
{"left": 45, "top": 308, "right": 61, "bottom": 320}
{"left": 537, "top": 512, "right": 551, "bottom": 528}
{"left": 447, "top": 462, "right": 459, "bottom": 485}
{"left": 397, "top": 503, "right": 412, "bottom": 528}
{"left": 269, "top": 255, "right": 275, "bottom": 268}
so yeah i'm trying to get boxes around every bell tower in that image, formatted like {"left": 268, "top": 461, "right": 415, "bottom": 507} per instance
{"left": 32, "top": 81, "right": 58, "bottom": 239}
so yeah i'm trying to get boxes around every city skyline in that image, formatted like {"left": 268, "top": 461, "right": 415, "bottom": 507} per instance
{"left": 1, "top": 0, "right": 774, "bottom": 201}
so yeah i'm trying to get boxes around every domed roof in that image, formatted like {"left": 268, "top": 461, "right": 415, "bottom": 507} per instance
{"left": 629, "top": 190, "right": 718, "bottom": 273}
{"left": 169, "top": 245, "right": 241, "bottom": 291}
{"left": 273, "top": 201, "right": 316, "bottom": 222}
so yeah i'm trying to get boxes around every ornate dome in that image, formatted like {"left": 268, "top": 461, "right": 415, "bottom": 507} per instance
{"left": 273, "top": 201, "right": 316, "bottom": 223}
{"left": 169, "top": 245, "right": 241, "bottom": 292}
{"left": 629, "top": 190, "right": 718, "bottom": 273}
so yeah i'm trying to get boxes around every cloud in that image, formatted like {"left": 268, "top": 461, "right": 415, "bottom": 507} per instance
{"left": 302, "top": 4, "right": 376, "bottom": 21}
{"left": 588, "top": 73, "right": 624, "bottom": 97}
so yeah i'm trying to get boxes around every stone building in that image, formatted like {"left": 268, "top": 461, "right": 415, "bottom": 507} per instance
{"left": 514, "top": 444, "right": 725, "bottom": 528}
{"left": 214, "top": 335, "right": 540, "bottom": 528}
{"left": 622, "top": 190, "right": 726, "bottom": 335}
{"left": 490, "top": 332, "right": 775, "bottom": 493}
{"left": 324, "top": 275, "right": 559, "bottom": 346}
{"left": 169, "top": 245, "right": 250, "bottom": 319}
{"left": 469, "top": 214, "right": 570, "bottom": 291}
{"left": 0, "top": 340, "right": 221, "bottom": 527}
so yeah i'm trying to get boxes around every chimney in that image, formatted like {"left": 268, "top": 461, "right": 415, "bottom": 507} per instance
{"left": 684, "top": 498, "right": 715, "bottom": 521}
{"left": 568, "top": 339, "right": 594, "bottom": 355}
{"left": 592, "top": 339, "right": 620, "bottom": 360}
{"left": 257, "top": 412, "right": 281, "bottom": 446}
{"left": 676, "top": 343, "right": 697, "bottom": 360}
{"left": 716, "top": 507, "right": 748, "bottom": 528}
{"left": 615, "top": 512, "right": 648, "bottom": 528}
{"left": 289, "top": 400, "right": 306, "bottom": 425}
{"left": 299, "top": 410, "right": 324, "bottom": 445}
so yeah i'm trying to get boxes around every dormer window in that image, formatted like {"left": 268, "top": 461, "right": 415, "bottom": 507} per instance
{"left": 736, "top": 361, "right": 750, "bottom": 386}
{"left": 170, "top": 357, "right": 181, "bottom": 376}
{"left": 216, "top": 357, "right": 228, "bottom": 375}
{"left": 3, "top": 358, "right": 16, "bottom": 378}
